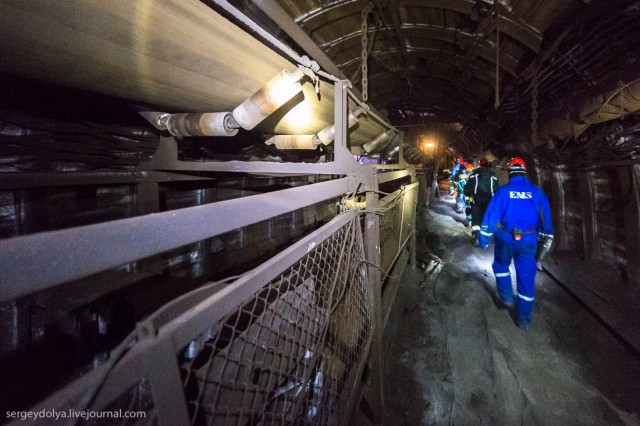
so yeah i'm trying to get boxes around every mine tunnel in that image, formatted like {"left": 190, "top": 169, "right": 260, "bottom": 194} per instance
{"left": 0, "top": 0, "right": 639, "bottom": 424}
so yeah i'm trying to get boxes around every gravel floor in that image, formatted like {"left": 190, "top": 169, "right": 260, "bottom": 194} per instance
{"left": 382, "top": 191, "right": 640, "bottom": 426}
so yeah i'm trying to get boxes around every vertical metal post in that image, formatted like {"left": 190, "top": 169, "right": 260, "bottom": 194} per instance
{"left": 431, "top": 141, "right": 441, "bottom": 201}
{"left": 136, "top": 182, "right": 160, "bottom": 216}
{"left": 398, "top": 189, "right": 405, "bottom": 258}
{"left": 409, "top": 181, "right": 417, "bottom": 267}
{"left": 620, "top": 165, "right": 640, "bottom": 285}
{"left": 135, "top": 182, "right": 160, "bottom": 272}
{"left": 15, "top": 188, "right": 43, "bottom": 234}
{"left": 398, "top": 140, "right": 408, "bottom": 167}
{"left": 143, "top": 338, "right": 190, "bottom": 425}
{"left": 363, "top": 175, "right": 384, "bottom": 423}
{"left": 0, "top": 300, "right": 29, "bottom": 353}
{"left": 193, "top": 188, "right": 215, "bottom": 278}
{"left": 333, "top": 80, "right": 354, "bottom": 168}
{"left": 578, "top": 170, "right": 600, "bottom": 261}
{"left": 550, "top": 170, "right": 566, "bottom": 251}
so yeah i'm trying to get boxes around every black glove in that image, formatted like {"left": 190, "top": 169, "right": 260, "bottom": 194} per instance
{"left": 536, "top": 235, "right": 554, "bottom": 261}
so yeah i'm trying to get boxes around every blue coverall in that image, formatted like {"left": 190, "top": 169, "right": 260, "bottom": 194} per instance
{"left": 478, "top": 175, "right": 554, "bottom": 327}
{"left": 449, "top": 162, "right": 461, "bottom": 194}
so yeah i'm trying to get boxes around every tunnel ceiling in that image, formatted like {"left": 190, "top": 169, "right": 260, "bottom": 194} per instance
{"left": 235, "top": 0, "right": 640, "bottom": 160}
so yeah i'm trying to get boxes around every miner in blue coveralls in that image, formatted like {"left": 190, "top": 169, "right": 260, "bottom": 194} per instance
{"left": 449, "top": 158, "right": 464, "bottom": 195}
{"left": 477, "top": 157, "right": 554, "bottom": 329}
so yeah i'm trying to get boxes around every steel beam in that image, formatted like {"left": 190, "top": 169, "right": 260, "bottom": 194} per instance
{"left": 363, "top": 183, "right": 384, "bottom": 423}
{"left": 0, "top": 177, "right": 356, "bottom": 300}
{"left": 138, "top": 137, "right": 364, "bottom": 175}
{"left": 329, "top": 26, "right": 519, "bottom": 76}
{"left": 550, "top": 170, "right": 567, "bottom": 251}
{"left": 0, "top": 171, "right": 213, "bottom": 190}
{"left": 378, "top": 169, "right": 411, "bottom": 184}
{"left": 299, "top": 0, "right": 541, "bottom": 53}
{"left": 16, "top": 211, "right": 361, "bottom": 424}
{"left": 250, "top": 0, "right": 345, "bottom": 80}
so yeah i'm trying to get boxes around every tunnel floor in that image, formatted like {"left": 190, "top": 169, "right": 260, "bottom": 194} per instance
{"left": 381, "top": 188, "right": 640, "bottom": 425}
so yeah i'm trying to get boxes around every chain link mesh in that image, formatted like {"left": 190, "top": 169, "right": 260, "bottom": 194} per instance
{"left": 379, "top": 195, "right": 403, "bottom": 274}
{"left": 400, "top": 185, "right": 418, "bottom": 246}
{"left": 179, "top": 216, "right": 371, "bottom": 426}
{"left": 379, "top": 185, "right": 418, "bottom": 275}
{"left": 23, "top": 178, "right": 419, "bottom": 425}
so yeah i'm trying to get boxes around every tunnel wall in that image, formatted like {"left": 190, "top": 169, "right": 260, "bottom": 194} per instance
{"left": 537, "top": 162, "right": 640, "bottom": 286}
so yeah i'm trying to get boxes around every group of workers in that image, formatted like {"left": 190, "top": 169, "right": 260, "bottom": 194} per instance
{"left": 447, "top": 156, "right": 554, "bottom": 330}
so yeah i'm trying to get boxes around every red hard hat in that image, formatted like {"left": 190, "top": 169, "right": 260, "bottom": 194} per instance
{"left": 479, "top": 157, "right": 489, "bottom": 167}
{"left": 507, "top": 157, "right": 526, "bottom": 167}
{"left": 507, "top": 157, "right": 526, "bottom": 174}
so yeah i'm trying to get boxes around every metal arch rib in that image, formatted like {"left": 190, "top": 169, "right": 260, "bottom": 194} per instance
{"left": 375, "top": 92, "right": 481, "bottom": 123}
{"left": 341, "top": 51, "right": 498, "bottom": 94}
{"left": 297, "top": 0, "right": 542, "bottom": 53}
{"left": 322, "top": 25, "right": 519, "bottom": 76}
{"left": 366, "top": 72, "right": 489, "bottom": 112}
{"left": 333, "top": 34, "right": 518, "bottom": 77}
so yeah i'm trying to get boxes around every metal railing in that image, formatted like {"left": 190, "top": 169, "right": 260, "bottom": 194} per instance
{"left": 7, "top": 173, "right": 420, "bottom": 425}
{"left": 1, "top": 60, "right": 419, "bottom": 426}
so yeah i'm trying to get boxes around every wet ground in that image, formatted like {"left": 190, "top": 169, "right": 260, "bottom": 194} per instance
{"left": 382, "top": 189, "right": 640, "bottom": 425}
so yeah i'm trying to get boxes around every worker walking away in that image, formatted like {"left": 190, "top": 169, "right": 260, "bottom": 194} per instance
{"left": 464, "top": 158, "right": 499, "bottom": 238}
{"left": 455, "top": 163, "right": 473, "bottom": 214}
{"left": 449, "top": 158, "right": 464, "bottom": 195}
{"left": 477, "top": 157, "right": 554, "bottom": 329}
{"left": 454, "top": 163, "right": 473, "bottom": 213}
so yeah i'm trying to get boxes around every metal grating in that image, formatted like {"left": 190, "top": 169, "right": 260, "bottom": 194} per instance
{"left": 379, "top": 184, "right": 418, "bottom": 275}
{"left": 399, "top": 184, "right": 418, "bottom": 247}
{"left": 379, "top": 195, "right": 403, "bottom": 274}
{"left": 179, "top": 216, "right": 372, "bottom": 425}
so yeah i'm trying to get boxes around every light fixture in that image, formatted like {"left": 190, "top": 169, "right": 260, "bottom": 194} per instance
{"left": 233, "top": 68, "right": 305, "bottom": 130}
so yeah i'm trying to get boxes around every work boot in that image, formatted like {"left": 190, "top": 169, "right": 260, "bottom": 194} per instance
{"left": 499, "top": 297, "right": 514, "bottom": 308}
{"left": 518, "top": 321, "right": 531, "bottom": 330}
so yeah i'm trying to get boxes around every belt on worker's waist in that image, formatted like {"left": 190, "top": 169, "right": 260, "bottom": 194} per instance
{"left": 497, "top": 226, "right": 537, "bottom": 234}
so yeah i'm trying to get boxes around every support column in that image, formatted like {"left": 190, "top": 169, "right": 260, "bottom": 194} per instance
{"left": 431, "top": 148, "right": 442, "bottom": 202}
{"left": 363, "top": 177, "right": 384, "bottom": 424}
{"left": 550, "top": 170, "right": 566, "bottom": 251}
{"left": 135, "top": 182, "right": 159, "bottom": 216}
{"left": 135, "top": 182, "right": 161, "bottom": 273}
{"left": 578, "top": 170, "right": 600, "bottom": 261}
